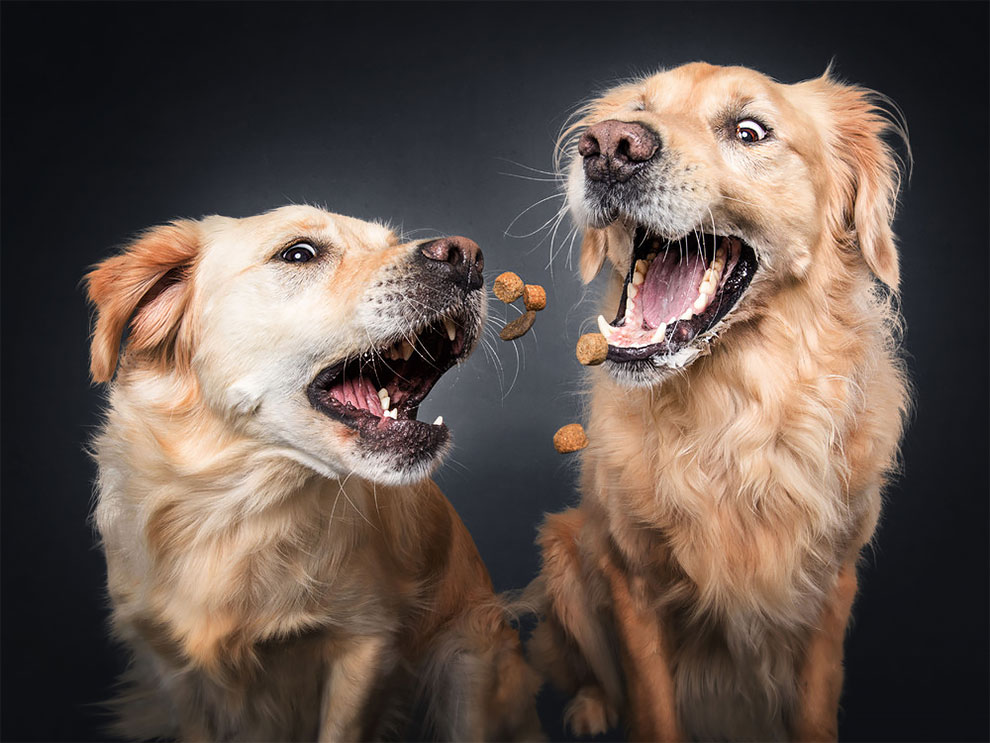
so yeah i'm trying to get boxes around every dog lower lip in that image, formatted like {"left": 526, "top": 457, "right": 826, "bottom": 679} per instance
{"left": 601, "top": 226, "right": 758, "bottom": 363}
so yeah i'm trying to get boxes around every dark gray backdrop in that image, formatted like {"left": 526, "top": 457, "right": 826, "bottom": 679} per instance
{"left": 2, "top": 2, "right": 987, "bottom": 740}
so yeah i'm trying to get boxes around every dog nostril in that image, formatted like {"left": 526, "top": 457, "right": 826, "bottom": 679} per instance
{"left": 578, "top": 131, "right": 601, "bottom": 158}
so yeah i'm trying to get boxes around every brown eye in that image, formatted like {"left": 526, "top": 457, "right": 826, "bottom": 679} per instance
{"left": 281, "top": 243, "right": 317, "bottom": 263}
{"left": 736, "top": 119, "right": 768, "bottom": 144}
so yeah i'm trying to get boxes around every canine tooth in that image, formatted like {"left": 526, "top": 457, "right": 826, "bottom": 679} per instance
{"left": 597, "top": 315, "right": 614, "bottom": 339}
{"left": 650, "top": 323, "right": 667, "bottom": 344}
{"left": 401, "top": 340, "right": 414, "bottom": 361}
{"left": 443, "top": 317, "right": 456, "bottom": 341}
{"left": 432, "top": 415, "right": 443, "bottom": 426}
{"left": 383, "top": 408, "right": 397, "bottom": 419}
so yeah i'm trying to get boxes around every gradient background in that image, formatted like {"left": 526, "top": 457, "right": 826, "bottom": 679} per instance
{"left": 2, "top": 2, "right": 987, "bottom": 740}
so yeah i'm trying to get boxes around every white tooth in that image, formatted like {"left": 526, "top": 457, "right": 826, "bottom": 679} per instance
{"left": 384, "top": 409, "right": 397, "bottom": 419}
{"left": 700, "top": 280, "right": 715, "bottom": 296}
{"left": 432, "top": 415, "right": 443, "bottom": 426}
{"left": 693, "top": 295, "right": 708, "bottom": 312}
{"left": 650, "top": 323, "right": 667, "bottom": 344}
{"left": 401, "top": 340, "right": 414, "bottom": 361}
{"left": 679, "top": 309, "right": 694, "bottom": 321}
{"left": 378, "top": 387, "right": 389, "bottom": 400}
{"left": 627, "top": 283, "right": 639, "bottom": 298}
{"left": 597, "top": 315, "right": 614, "bottom": 339}
{"left": 625, "top": 298, "right": 637, "bottom": 323}
{"left": 632, "top": 271, "right": 645, "bottom": 286}
{"left": 443, "top": 317, "right": 456, "bottom": 341}
{"left": 380, "top": 395, "right": 390, "bottom": 410}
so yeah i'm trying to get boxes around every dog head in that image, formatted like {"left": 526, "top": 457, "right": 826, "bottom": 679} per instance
{"left": 86, "top": 205, "right": 486, "bottom": 485}
{"left": 564, "top": 62, "right": 905, "bottom": 386}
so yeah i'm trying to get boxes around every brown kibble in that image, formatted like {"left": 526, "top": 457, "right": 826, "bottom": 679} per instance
{"left": 499, "top": 311, "right": 537, "bottom": 341}
{"left": 523, "top": 284, "right": 547, "bottom": 311}
{"left": 576, "top": 333, "right": 608, "bottom": 366}
{"left": 493, "top": 271, "right": 524, "bottom": 303}
{"left": 553, "top": 423, "right": 589, "bottom": 453}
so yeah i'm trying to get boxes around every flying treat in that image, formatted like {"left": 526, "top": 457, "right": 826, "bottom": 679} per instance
{"left": 523, "top": 284, "right": 547, "bottom": 311}
{"left": 493, "top": 271, "right": 524, "bottom": 303}
{"left": 499, "top": 311, "right": 537, "bottom": 341}
{"left": 553, "top": 423, "right": 589, "bottom": 453}
{"left": 576, "top": 332, "right": 608, "bottom": 366}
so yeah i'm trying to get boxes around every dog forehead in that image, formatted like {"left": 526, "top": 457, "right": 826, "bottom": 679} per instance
{"left": 200, "top": 206, "right": 395, "bottom": 264}
{"left": 639, "top": 64, "right": 781, "bottom": 117}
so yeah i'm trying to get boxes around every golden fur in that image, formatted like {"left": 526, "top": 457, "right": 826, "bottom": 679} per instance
{"left": 530, "top": 63, "right": 909, "bottom": 740}
{"left": 86, "top": 206, "right": 540, "bottom": 740}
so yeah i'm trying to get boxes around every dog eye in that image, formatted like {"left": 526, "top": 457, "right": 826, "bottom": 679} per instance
{"left": 281, "top": 243, "right": 317, "bottom": 263}
{"left": 735, "top": 119, "right": 768, "bottom": 144}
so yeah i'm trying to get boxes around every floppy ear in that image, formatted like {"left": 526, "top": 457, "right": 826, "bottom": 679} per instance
{"left": 821, "top": 77, "right": 905, "bottom": 289}
{"left": 85, "top": 221, "right": 201, "bottom": 383}
{"left": 579, "top": 227, "right": 607, "bottom": 283}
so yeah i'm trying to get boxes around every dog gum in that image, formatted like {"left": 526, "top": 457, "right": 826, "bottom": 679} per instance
{"left": 553, "top": 423, "right": 589, "bottom": 453}
{"left": 493, "top": 272, "right": 524, "bottom": 303}
{"left": 576, "top": 333, "right": 608, "bottom": 365}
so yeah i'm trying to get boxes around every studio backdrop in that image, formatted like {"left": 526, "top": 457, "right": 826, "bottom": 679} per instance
{"left": 2, "top": 2, "right": 987, "bottom": 740}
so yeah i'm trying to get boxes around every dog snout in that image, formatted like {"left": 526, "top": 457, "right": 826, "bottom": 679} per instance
{"left": 579, "top": 120, "right": 660, "bottom": 183}
{"left": 419, "top": 236, "right": 484, "bottom": 291}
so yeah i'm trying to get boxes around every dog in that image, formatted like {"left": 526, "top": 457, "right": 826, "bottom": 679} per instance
{"left": 529, "top": 63, "right": 910, "bottom": 741}
{"left": 85, "top": 205, "right": 541, "bottom": 741}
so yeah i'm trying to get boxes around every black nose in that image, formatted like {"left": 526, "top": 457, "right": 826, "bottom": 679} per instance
{"left": 578, "top": 119, "right": 660, "bottom": 183}
{"left": 419, "top": 236, "right": 484, "bottom": 291}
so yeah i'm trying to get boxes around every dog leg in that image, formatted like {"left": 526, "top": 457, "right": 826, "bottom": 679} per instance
{"left": 790, "top": 562, "right": 858, "bottom": 742}
{"left": 532, "top": 509, "right": 623, "bottom": 737}
{"left": 318, "top": 635, "right": 387, "bottom": 742}
{"left": 598, "top": 557, "right": 682, "bottom": 742}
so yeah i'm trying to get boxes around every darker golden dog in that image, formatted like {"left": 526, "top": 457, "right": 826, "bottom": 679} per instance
{"left": 530, "top": 63, "right": 909, "bottom": 741}
{"left": 86, "top": 206, "right": 540, "bottom": 740}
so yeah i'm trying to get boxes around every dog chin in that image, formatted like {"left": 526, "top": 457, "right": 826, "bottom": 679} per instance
{"left": 348, "top": 443, "right": 450, "bottom": 486}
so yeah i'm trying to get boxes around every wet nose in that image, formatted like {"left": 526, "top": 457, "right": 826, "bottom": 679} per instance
{"left": 578, "top": 119, "right": 660, "bottom": 183}
{"left": 419, "top": 236, "right": 484, "bottom": 291}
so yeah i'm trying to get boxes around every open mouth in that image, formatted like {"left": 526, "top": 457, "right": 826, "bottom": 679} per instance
{"left": 307, "top": 312, "right": 473, "bottom": 451}
{"left": 599, "top": 227, "right": 758, "bottom": 364}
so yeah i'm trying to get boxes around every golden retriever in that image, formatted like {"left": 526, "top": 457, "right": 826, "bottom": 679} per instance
{"left": 529, "top": 63, "right": 909, "bottom": 741}
{"left": 85, "top": 206, "right": 541, "bottom": 741}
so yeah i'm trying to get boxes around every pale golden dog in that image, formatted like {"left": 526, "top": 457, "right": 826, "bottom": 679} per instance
{"left": 529, "top": 63, "right": 909, "bottom": 740}
{"left": 86, "top": 206, "right": 541, "bottom": 740}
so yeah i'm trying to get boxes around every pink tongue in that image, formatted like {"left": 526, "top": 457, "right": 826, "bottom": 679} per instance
{"left": 330, "top": 376, "right": 384, "bottom": 416}
{"left": 640, "top": 251, "right": 705, "bottom": 328}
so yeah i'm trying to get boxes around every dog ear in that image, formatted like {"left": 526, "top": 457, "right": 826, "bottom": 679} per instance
{"left": 85, "top": 221, "right": 201, "bottom": 383}
{"left": 819, "top": 75, "right": 906, "bottom": 289}
{"left": 579, "top": 227, "right": 607, "bottom": 283}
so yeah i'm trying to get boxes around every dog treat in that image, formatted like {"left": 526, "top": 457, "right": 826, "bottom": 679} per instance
{"left": 553, "top": 423, "right": 589, "bottom": 453}
{"left": 493, "top": 271, "right": 524, "bottom": 303}
{"left": 523, "top": 284, "right": 547, "bottom": 311}
{"left": 576, "top": 332, "right": 608, "bottom": 366}
{"left": 499, "top": 310, "right": 537, "bottom": 341}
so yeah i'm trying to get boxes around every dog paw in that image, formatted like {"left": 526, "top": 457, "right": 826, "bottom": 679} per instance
{"left": 563, "top": 686, "right": 617, "bottom": 737}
